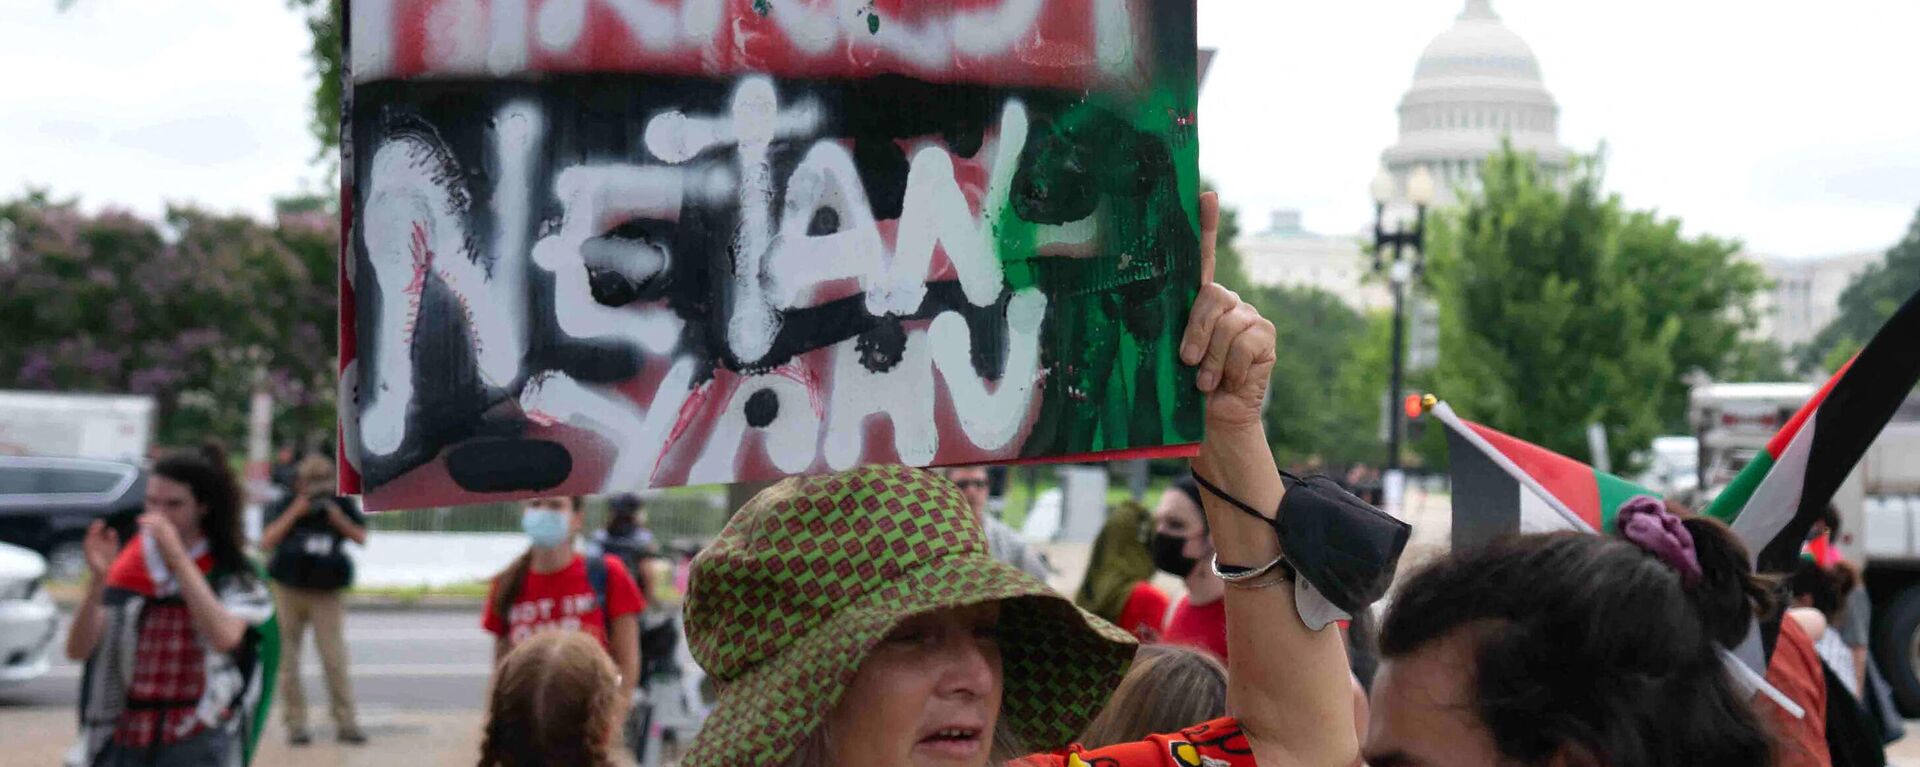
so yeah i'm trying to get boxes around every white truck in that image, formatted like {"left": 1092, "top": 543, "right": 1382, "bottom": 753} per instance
{"left": 0, "top": 391, "right": 156, "bottom": 463}
{"left": 1690, "top": 383, "right": 1920, "bottom": 710}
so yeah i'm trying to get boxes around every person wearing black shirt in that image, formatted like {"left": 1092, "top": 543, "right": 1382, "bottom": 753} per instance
{"left": 259, "top": 456, "right": 369, "bottom": 746}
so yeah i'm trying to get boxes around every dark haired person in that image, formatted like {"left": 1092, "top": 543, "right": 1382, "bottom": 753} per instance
{"left": 65, "top": 450, "right": 277, "bottom": 767}
{"left": 1793, "top": 559, "right": 1861, "bottom": 694}
{"left": 259, "top": 455, "right": 368, "bottom": 746}
{"left": 1368, "top": 527, "right": 1778, "bottom": 767}
{"left": 587, "top": 494, "right": 659, "bottom": 603}
{"left": 1640, "top": 500, "right": 1827, "bottom": 767}
{"left": 1791, "top": 558, "right": 1889, "bottom": 767}
{"left": 1151, "top": 477, "right": 1227, "bottom": 660}
{"left": 483, "top": 496, "right": 643, "bottom": 724}
{"left": 1803, "top": 504, "right": 1905, "bottom": 746}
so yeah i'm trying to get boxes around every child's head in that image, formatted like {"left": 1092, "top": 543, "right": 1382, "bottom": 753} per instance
{"left": 1077, "top": 644, "right": 1228, "bottom": 749}
{"left": 479, "top": 630, "right": 622, "bottom": 767}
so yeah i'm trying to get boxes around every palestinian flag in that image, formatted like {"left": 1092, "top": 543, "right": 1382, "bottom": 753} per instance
{"left": 1432, "top": 401, "right": 1660, "bottom": 552}
{"left": 1706, "top": 287, "right": 1920, "bottom": 576}
{"left": 1432, "top": 398, "right": 1813, "bottom": 716}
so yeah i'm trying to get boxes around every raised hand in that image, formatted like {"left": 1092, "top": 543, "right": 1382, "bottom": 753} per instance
{"left": 1179, "top": 191, "right": 1277, "bottom": 431}
{"left": 136, "top": 511, "right": 185, "bottom": 560}
{"left": 82, "top": 520, "right": 120, "bottom": 580}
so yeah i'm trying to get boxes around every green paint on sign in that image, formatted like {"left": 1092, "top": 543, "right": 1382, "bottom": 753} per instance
{"left": 980, "top": 77, "right": 1204, "bottom": 458}
{"left": 753, "top": 0, "right": 771, "bottom": 17}
{"left": 867, "top": 12, "right": 881, "bottom": 34}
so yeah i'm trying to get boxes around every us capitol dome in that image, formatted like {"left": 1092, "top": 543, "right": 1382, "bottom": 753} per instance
{"left": 1380, "top": 0, "right": 1573, "bottom": 200}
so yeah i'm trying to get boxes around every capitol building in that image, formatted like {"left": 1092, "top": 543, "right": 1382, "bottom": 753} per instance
{"left": 1240, "top": 0, "right": 1572, "bottom": 312}
{"left": 1236, "top": 0, "right": 1877, "bottom": 362}
{"left": 1380, "top": 0, "right": 1572, "bottom": 202}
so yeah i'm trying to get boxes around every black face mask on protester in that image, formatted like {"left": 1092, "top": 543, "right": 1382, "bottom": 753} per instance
{"left": 1150, "top": 531, "right": 1198, "bottom": 578}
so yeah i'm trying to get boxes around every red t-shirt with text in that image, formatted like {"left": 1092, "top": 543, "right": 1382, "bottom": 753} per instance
{"left": 483, "top": 554, "right": 645, "bottom": 651}
{"left": 1164, "top": 595, "right": 1228, "bottom": 662}
{"left": 1018, "top": 717, "right": 1256, "bottom": 767}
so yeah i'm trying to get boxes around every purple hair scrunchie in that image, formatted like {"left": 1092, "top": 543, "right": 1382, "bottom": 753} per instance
{"left": 1617, "top": 495, "right": 1703, "bottom": 588}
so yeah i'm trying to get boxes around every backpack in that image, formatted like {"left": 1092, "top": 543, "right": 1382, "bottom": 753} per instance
{"left": 585, "top": 552, "right": 678, "bottom": 682}
{"left": 584, "top": 554, "right": 610, "bottom": 619}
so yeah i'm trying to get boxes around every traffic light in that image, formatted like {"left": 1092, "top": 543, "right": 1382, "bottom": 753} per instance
{"left": 1404, "top": 393, "right": 1427, "bottom": 441}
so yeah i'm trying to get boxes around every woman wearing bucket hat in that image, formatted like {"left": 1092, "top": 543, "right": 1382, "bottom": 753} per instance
{"left": 681, "top": 192, "right": 1412, "bottom": 767}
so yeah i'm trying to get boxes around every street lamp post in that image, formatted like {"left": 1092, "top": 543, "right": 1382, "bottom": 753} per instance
{"left": 1369, "top": 166, "right": 1434, "bottom": 495}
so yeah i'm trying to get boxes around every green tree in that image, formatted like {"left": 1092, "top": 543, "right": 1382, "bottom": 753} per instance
{"left": 0, "top": 197, "right": 339, "bottom": 449}
{"left": 290, "top": 0, "right": 344, "bottom": 162}
{"left": 1421, "top": 146, "right": 1768, "bottom": 471}
{"left": 1609, "top": 199, "right": 1778, "bottom": 423}
{"left": 1247, "top": 285, "right": 1386, "bottom": 468}
{"left": 1205, "top": 191, "right": 1387, "bottom": 469}
{"left": 1800, "top": 207, "right": 1920, "bottom": 373}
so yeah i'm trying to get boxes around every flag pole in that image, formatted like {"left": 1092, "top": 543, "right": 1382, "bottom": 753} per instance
{"left": 1429, "top": 400, "right": 1595, "bottom": 534}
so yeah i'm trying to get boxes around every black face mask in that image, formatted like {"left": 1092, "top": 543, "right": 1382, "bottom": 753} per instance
{"left": 1149, "top": 531, "right": 1198, "bottom": 578}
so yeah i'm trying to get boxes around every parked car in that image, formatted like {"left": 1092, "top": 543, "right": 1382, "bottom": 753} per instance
{"left": 0, "top": 455, "right": 145, "bottom": 580}
{"left": 0, "top": 540, "right": 57, "bottom": 685}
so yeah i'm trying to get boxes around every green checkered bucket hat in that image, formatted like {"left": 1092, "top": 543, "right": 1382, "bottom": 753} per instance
{"left": 683, "top": 464, "right": 1138, "bottom": 767}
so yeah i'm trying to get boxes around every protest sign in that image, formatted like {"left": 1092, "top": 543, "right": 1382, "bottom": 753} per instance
{"left": 340, "top": 0, "right": 1201, "bottom": 509}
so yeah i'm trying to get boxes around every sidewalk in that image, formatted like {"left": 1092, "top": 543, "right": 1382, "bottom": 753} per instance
{"left": 0, "top": 705, "right": 624, "bottom": 767}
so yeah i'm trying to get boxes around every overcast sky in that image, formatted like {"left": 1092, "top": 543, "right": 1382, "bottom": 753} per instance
{"left": 1, "top": 1, "right": 1914, "bottom": 259}
{"left": 0, "top": 1, "right": 319, "bottom": 220}
{"left": 1199, "top": 0, "right": 1920, "bottom": 258}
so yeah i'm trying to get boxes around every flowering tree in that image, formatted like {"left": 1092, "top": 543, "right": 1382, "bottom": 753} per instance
{"left": 0, "top": 193, "right": 338, "bottom": 449}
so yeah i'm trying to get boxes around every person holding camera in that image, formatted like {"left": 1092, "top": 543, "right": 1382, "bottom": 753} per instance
{"left": 259, "top": 455, "right": 368, "bottom": 746}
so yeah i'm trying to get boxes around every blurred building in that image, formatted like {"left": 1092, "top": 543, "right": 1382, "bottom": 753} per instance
{"left": 1380, "top": 0, "right": 1572, "bottom": 201}
{"left": 1242, "top": 0, "right": 1566, "bottom": 319}
{"left": 1748, "top": 250, "right": 1880, "bottom": 350}
{"left": 1239, "top": 210, "right": 1386, "bottom": 311}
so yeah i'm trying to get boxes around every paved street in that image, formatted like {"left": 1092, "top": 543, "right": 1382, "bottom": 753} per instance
{"left": 0, "top": 609, "right": 493, "bottom": 710}
{"left": 0, "top": 608, "right": 521, "bottom": 766}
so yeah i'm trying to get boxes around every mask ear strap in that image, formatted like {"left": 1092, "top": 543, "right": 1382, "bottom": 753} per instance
{"left": 1188, "top": 470, "right": 1277, "bottom": 524}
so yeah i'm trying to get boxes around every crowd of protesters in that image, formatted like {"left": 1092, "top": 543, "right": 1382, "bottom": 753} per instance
{"left": 61, "top": 189, "right": 1907, "bottom": 767}
{"left": 469, "top": 191, "right": 1913, "bottom": 767}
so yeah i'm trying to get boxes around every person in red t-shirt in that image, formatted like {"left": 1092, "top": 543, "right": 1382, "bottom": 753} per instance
{"left": 1116, "top": 581, "right": 1172, "bottom": 642}
{"left": 484, "top": 495, "right": 644, "bottom": 711}
{"left": 1150, "top": 477, "right": 1228, "bottom": 662}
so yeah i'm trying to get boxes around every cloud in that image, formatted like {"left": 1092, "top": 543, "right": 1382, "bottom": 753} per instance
{"left": 108, "top": 115, "right": 266, "bottom": 165}
{"left": 1745, "top": 139, "right": 1920, "bottom": 208}
{"left": 0, "top": 0, "right": 316, "bottom": 220}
